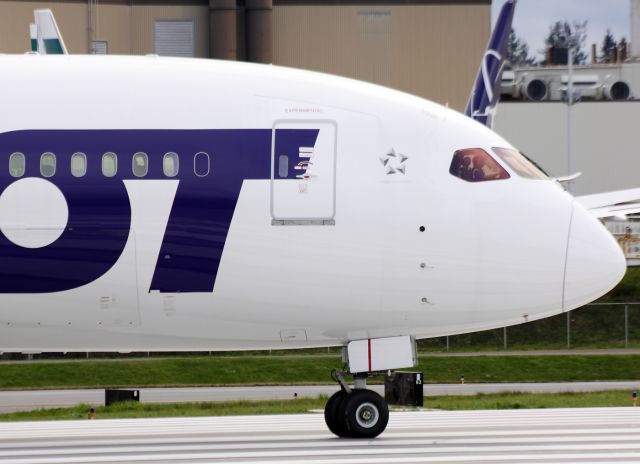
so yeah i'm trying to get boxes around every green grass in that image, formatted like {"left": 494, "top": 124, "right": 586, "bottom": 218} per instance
{"left": 419, "top": 355, "right": 640, "bottom": 383}
{"left": 0, "top": 391, "right": 635, "bottom": 422}
{"left": 0, "top": 354, "right": 639, "bottom": 389}
{"left": 0, "top": 355, "right": 342, "bottom": 389}
{"left": 601, "top": 266, "right": 640, "bottom": 302}
{"left": 426, "top": 390, "right": 636, "bottom": 410}
{"left": 0, "top": 398, "right": 327, "bottom": 421}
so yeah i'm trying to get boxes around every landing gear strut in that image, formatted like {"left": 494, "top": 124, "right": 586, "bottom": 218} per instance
{"left": 325, "top": 335, "right": 417, "bottom": 437}
{"left": 324, "top": 371, "right": 389, "bottom": 439}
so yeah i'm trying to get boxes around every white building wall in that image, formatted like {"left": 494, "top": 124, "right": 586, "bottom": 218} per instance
{"left": 632, "top": 0, "right": 640, "bottom": 58}
{"left": 494, "top": 102, "right": 640, "bottom": 196}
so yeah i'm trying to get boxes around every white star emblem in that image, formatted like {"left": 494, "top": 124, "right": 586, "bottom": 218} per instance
{"left": 379, "top": 148, "right": 408, "bottom": 175}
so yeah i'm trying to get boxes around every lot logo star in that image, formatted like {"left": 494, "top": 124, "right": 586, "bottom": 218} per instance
{"left": 379, "top": 148, "right": 408, "bottom": 175}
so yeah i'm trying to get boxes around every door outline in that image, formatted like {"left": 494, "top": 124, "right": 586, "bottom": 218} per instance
{"left": 270, "top": 119, "right": 338, "bottom": 223}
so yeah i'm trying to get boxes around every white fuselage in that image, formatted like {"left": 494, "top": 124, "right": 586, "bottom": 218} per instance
{"left": 0, "top": 55, "right": 626, "bottom": 352}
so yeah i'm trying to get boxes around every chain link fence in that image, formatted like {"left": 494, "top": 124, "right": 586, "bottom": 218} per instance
{"left": 417, "top": 302, "right": 640, "bottom": 352}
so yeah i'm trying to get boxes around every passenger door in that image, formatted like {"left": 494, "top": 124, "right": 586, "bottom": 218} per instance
{"left": 270, "top": 120, "right": 337, "bottom": 225}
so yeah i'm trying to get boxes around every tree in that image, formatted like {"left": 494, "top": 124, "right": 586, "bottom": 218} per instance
{"left": 540, "top": 20, "right": 588, "bottom": 65}
{"left": 619, "top": 37, "right": 629, "bottom": 61}
{"left": 507, "top": 28, "right": 536, "bottom": 66}
{"left": 599, "top": 29, "right": 616, "bottom": 63}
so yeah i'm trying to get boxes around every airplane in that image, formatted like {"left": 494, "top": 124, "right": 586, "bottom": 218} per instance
{"left": 29, "top": 9, "right": 68, "bottom": 55}
{"left": 0, "top": 1, "right": 625, "bottom": 439}
{"left": 576, "top": 189, "right": 640, "bottom": 219}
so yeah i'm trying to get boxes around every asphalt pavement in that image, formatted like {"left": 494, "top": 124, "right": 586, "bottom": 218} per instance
{"left": 1, "top": 381, "right": 639, "bottom": 413}
{"left": 1, "top": 408, "right": 639, "bottom": 463}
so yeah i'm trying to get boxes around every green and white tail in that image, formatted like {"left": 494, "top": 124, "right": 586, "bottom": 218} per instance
{"left": 29, "top": 9, "right": 68, "bottom": 54}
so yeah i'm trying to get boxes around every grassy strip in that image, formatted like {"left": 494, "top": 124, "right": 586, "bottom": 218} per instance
{"left": 419, "top": 355, "right": 640, "bottom": 383}
{"left": 0, "top": 398, "right": 327, "bottom": 422}
{"left": 426, "top": 390, "right": 636, "bottom": 410}
{"left": 0, "top": 391, "right": 636, "bottom": 422}
{"left": 0, "top": 356, "right": 341, "bottom": 389}
{"left": 0, "top": 355, "right": 639, "bottom": 389}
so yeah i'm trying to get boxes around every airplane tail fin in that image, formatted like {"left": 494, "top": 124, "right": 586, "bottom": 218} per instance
{"left": 464, "top": 0, "right": 516, "bottom": 128}
{"left": 29, "top": 23, "right": 37, "bottom": 52}
{"left": 32, "top": 9, "right": 68, "bottom": 55}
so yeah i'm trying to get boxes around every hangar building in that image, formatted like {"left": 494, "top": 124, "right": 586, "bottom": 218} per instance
{"left": 0, "top": 0, "right": 490, "bottom": 112}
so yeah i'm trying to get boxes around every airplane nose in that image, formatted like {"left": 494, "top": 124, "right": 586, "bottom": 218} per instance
{"left": 563, "top": 201, "right": 627, "bottom": 310}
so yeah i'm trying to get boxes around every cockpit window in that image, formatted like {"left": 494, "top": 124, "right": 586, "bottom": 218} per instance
{"left": 520, "top": 152, "right": 550, "bottom": 177}
{"left": 449, "top": 148, "right": 510, "bottom": 182}
{"left": 492, "top": 147, "right": 548, "bottom": 180}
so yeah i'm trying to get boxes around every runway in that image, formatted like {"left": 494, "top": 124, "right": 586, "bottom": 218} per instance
{"left": 1, "top": 381, "right": 638, "bottom": 413}
{"left": 0, "top": 407, "right": 638, "bottom": 463}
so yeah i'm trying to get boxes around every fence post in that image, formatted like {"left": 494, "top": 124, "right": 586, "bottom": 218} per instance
{"left": 446, "top": 336, "right": 449, "bottom": 352}
{"left": 503, "top": 327, "right": 508, "bottom": 350}
{"left": 566, "top": 311, "right": 571, "bottom": 348}
{"left": 625, "top": 304, "right": 629, "bottom": 348}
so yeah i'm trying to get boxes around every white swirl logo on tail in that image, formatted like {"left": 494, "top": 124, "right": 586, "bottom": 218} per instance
{"left": 481, "top": 49, "right": 502, "bottom": 104}
{"left": 470, "top": 49, "right": 504, "bottom": 120}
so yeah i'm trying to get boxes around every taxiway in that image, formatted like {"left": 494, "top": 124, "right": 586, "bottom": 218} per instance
{"left": 0, "top": 381, "right": 638, "bottom": 412}
{"left": 0, "top": 407, "right": 638, "bottom": 463}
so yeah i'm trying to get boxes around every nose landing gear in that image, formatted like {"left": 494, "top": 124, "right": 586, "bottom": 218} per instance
{"left": 324, "top": 372, "right": 389, "bottom": 439}
{"left": 325, "top": 335, "right": 417, "bottom": 438}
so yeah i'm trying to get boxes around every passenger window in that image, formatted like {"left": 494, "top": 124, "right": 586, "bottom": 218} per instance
{"left": 194, "top": 152, "right": 210, "bottom": 177}
{"left": 449, "top": 148, "right": 510, "bottom": 182}
{"left": 492, "top": 147, "right": 548, "bottom": 180}
{"left": 40, "top": 152, "right": 56, "bottom": 177}
{"left": 102, "top": 152, "right": 117, "bottom": 177}
{"left": 71, "top": 152, "right": 87, "bottom": 177}
{"left": 163, "top": 152, "right": 179, "bottom": 177}
{"left": 132, "top": 152, "right": 148, "bottom": 177}
{"left": 9, "top": 152, "right": 25, "bottom": 177}
{"left": 278, "top": 155, "right": 288, "bottom": 178}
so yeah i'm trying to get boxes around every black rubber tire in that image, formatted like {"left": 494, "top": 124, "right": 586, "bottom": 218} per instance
{"left": 342, "top": 389, "right": 389, "bottom": 439}
{"left": 324, "top": 390, "right": 350, "bottom": 437}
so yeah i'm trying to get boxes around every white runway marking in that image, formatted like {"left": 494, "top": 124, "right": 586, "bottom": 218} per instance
{"left": 0, "top": 408, "right": 639, "bottom": 463}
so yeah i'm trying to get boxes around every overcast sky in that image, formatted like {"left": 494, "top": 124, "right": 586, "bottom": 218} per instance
{"left": 491, "top": 0, "right": 630, "bottom": 62}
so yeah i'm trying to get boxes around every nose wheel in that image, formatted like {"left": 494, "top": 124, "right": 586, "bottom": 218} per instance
{"left": 324, "top": 390, "right": 349, "bottom": 437}
{"left": 324, "top": 388, "right": 389, "bottom": 439}
{"left": 324, "top": 335, "right": 418, "bottom": 438}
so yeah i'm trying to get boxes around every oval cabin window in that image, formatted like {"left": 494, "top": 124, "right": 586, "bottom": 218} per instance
{"left": 163, "top": 152, "right": 179, "bottom": 177}
{"left": 102, "top": 152, "right": 118, "bottom": 177}
{"left": 132, "top": 152, "right": 148, "bottom": 177}
{"left": 194, "top": 152, "right": 210, "bottom": 177}
{"left": 9, "top": 152, "right": 25, "bottom": 178}
{"left": 40, "top": 152, "right": 56, "bottom": 178}
{"left": 71, "top": 152, "right": 87, "bottom": 177}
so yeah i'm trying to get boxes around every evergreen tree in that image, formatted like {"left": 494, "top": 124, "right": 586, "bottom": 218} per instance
{"left": 540, "top": 20, "right": 588, "bottom": 65}
{"left": 507, "top": 28, "right": 536, "bottom": 66}
{"left": 619, "top": 37, "right": 629, "bottom": 61}
{"left": 599, "top": 29, "right": 617, "bottom": 63}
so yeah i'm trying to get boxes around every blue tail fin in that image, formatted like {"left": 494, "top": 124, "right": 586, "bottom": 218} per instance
{"left": 464, "top": 0, "right": 516, "bottom": 128}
